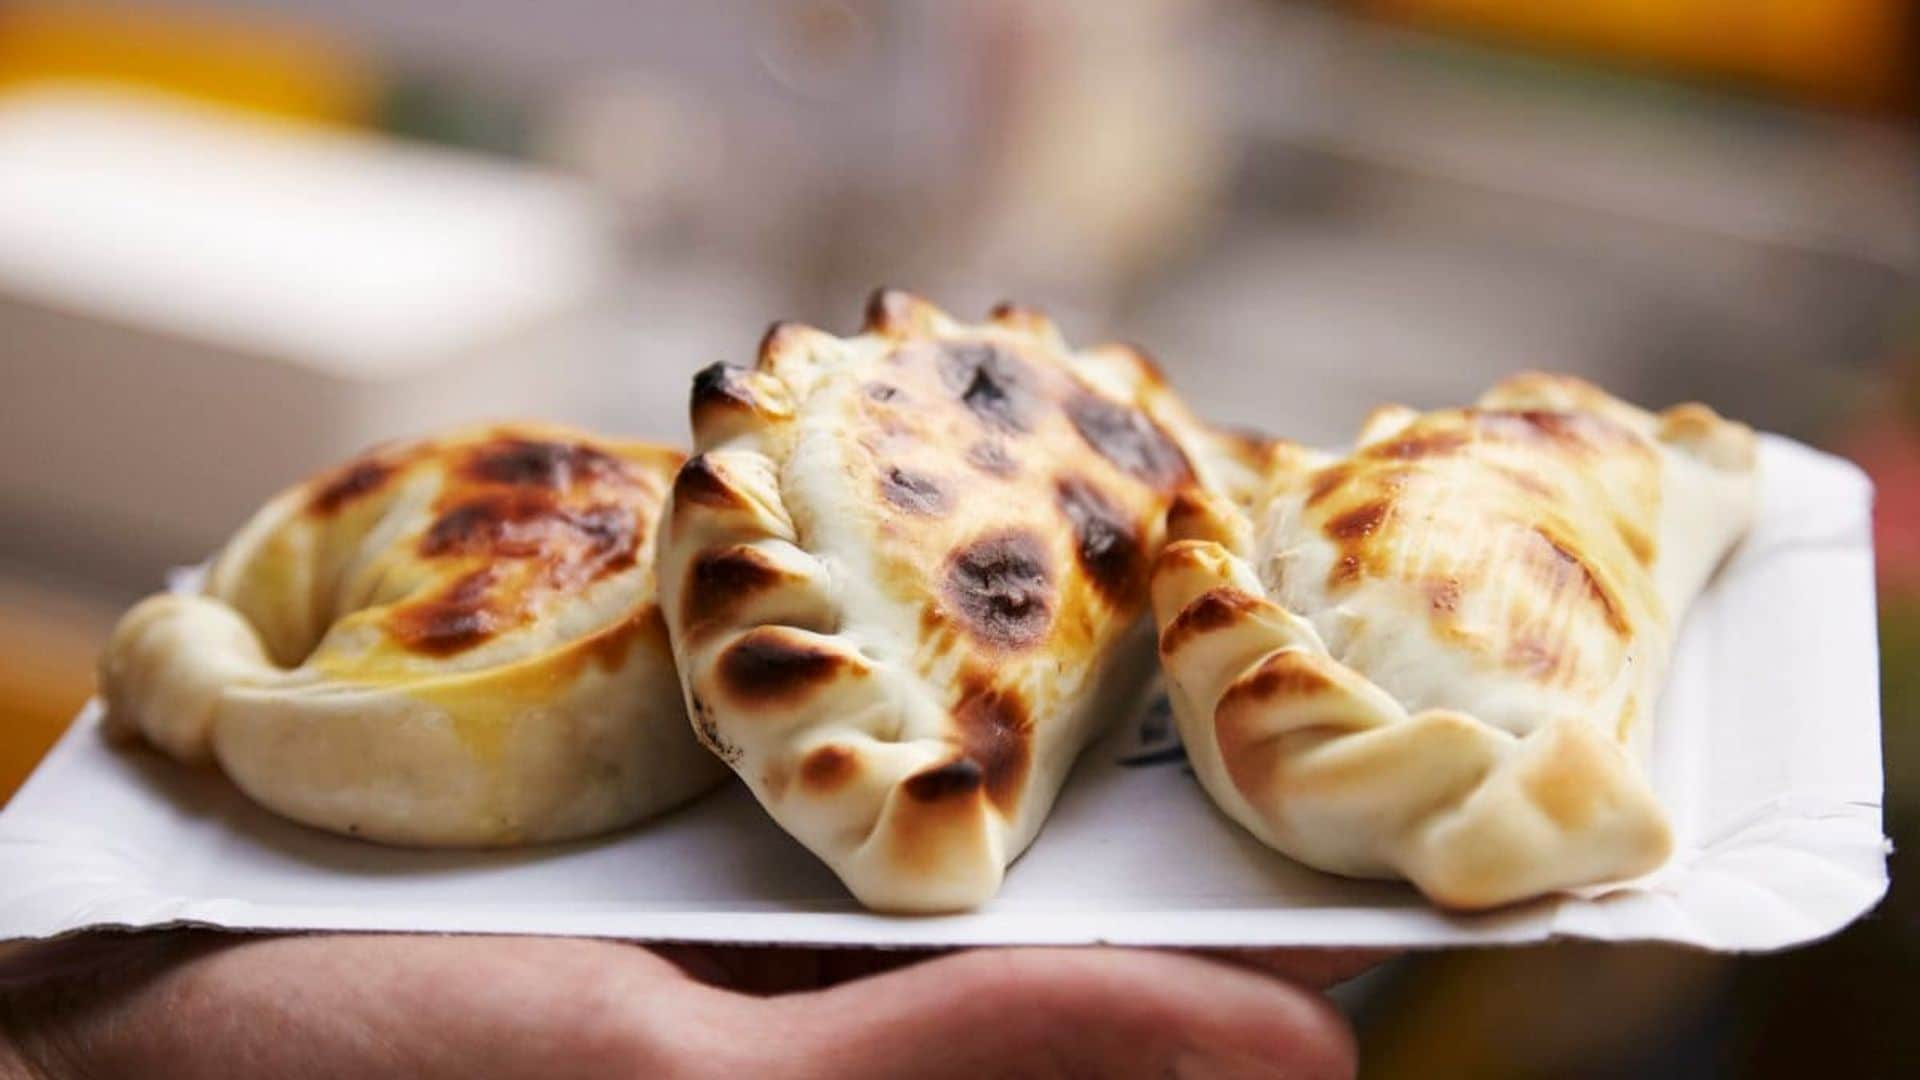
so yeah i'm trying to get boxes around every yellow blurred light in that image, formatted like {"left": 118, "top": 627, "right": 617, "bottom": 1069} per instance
{"left": 0, "top": 2, "right": 375, "bottom": 126}
{"left": 1366, "top": 0, "right": 1911, "bottom": 110}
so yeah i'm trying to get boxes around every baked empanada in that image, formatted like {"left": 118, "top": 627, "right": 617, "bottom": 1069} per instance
{"left": 1151, "top": 373, "right": 1757, "bottom": 909}
{"left": 658, "top": 290, "right": 1255, "bottom": 912}
{"left": 100, "top": 424, "right": 725, "bottom": 846}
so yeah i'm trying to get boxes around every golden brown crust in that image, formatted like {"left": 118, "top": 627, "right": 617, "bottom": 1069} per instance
{"left": 715, "top": 626, "right": 870, "bottom": 707}
{"left": 98, "top": 423, "right": 721, "bottom": 846}
{"left": 659, "top": 288, "right": 1249, "bottom": 911}
{"left": 348, "top": 434, "right": 676, "bottom": 665}
{"left": 308, "top": 456, "right": 402, "bottom": 515}
{"left": 1150, "top": 372, "right": 1759, "bottom": 909}
{"left": 1299, "top": 404, "right": 1659, "bottom": 696}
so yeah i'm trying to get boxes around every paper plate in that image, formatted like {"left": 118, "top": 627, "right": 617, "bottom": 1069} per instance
{"left": 0, "top": 437, "right": 1887, "bottom": 951}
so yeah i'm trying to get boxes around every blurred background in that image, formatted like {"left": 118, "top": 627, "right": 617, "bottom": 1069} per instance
{"left": 0, "top": 1, "right": 1913, "bottom": 1074}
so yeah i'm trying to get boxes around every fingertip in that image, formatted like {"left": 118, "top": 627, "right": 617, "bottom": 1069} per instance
{"left": 1137, "top": 952, "right": 1356, "bottom": 1080}
{"left": 748, "top": 947, "right": 1356, "bottom": 1079}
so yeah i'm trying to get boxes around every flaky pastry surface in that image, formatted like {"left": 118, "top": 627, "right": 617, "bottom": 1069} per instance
{"left": 1151, "top": 373, "right": 1757, "bottom": 908}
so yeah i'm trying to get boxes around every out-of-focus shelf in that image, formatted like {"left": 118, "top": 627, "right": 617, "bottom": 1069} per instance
{"left": 0, "top": 87, "right": 624, "bottom": 582}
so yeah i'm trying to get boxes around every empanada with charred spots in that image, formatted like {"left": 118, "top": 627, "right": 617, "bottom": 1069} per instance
{"left": 1151, "top": 373, "right": 1758, "bottom": 909}
{"left": 657, "top": 290, "right": 1263, "bottom": 912}
{"left": 100, "top": 423, "right": 726, "bottom": 846}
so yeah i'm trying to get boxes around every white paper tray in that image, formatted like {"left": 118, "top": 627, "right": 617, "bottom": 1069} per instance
{"left": 0, "top": 437, "right": 1888, "bottom": 951}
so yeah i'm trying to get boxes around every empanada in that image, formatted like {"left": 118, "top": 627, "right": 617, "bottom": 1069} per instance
{"left": 1151, "top": 373, "right": 1757, "bottom": 909}
{"left": 658, "top": 290, "right": 1257, "bottom": 912}
{"left": 100, "top": 423, "right": 725, "bottom": 846}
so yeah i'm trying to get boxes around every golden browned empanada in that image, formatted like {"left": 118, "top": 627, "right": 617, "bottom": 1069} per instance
{"left": 1151, "top": 373, "right": 1758, "bottom": 909}
{"left": 100, "top": 424, "right": 725, "bottom": 846}
{"left": 657, "top": 290, "right": 1256, "bottom": 912}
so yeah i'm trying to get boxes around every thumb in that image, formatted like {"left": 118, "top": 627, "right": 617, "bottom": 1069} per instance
{"left": 733, "top": 947, "right": 1356, "bottom": 1080}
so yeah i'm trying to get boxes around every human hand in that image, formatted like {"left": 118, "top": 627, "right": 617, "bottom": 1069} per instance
{"left": 0, "top": 932, "right": 1369, "bottom": 1079}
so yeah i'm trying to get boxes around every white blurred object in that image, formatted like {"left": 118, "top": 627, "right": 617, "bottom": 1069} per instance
{"left": 592, "top": 260, "right": 787, "bottom": 444}
{"left": 536, "top": 72, "right": 722, "bottom": 244}
{"left": 515, "top": 1, "right": 1229, "bottom": 324}
{"left": 0, "top": 86, "right": 623, "bottom": 576}
{"left": 965, "top": 0, "right": 1228, "bottom": 306}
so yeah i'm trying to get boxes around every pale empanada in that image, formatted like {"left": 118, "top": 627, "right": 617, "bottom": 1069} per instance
{"left": 1150, "top": 373, "right": 1758, "bottom": 909}
{"left": 657, "top": 290, "right": 1256, "bottom": 912}
{"left": 100, "top": 423, "right": 725, "bottom": 846}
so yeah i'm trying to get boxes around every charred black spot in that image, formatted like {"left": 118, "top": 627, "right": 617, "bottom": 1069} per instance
{"left": 936, "top": 342, "right": 1036, "bottom": 433}
{"left": 682, "top": 546, "right": 784, "bottom": 635}
{"left": 1159, "top": 588, "right": 1259, "bottom": 656}
{"left": 309, "top": 459, "right": 394, "bottom": 515}
{"left": 388, "top": 568, "right": 502, "bottom": 655}
{"left": 691, "top": 362, "right": 757, "bottom": 415}
{"left": 400, "top": 607, "right": 494, "bottom": 654}
{"left": 422, "top": 501, "right": 500, "bottom": 553}
{"left": 965, "top": 440, "right": 1018, "bottom": 478}
{"left": 419, "top": 493, "right": 636, "bottom": 573}
{"left": 673, "top": 455, "right": 741, "bottom": 509}
{"left": 880, "top": 466, "right": 949, "bottom": 516}
{"left": 954, "top": 676, "right": 1031, "bottom": 811}
{"left": 1325, "top": 501, "right": 1388, "bottom": 542}
{"left": 421, "top": 492, "right": 551, "bottom": 555}
{"left": 690, "top": 694, "right": 741, "bottom": 765}
{"left": 692, "top": 546, "right": 782, "bottom": 595}
{"left": 1064, "top": 391, "right": 1193, "bottom": 490}
{"left": 1163, "top": 490, "right": 1216, "bottom": 540}
{"left": 864, "top": 382, "right": 903, "bottom": 403}
{"left": 465, "top": 438, "right": 626, "bottom": 489}
{"left": 569, "top": 504, "right": 638, "bottom": 564}
{"left": 1055, "top": 476, "right": 1142, "bottom": 603}
{"left": 943, "top": 531, "right": 1053, "bottom": 650}
{"left": 903, "top": 758, "right": 984, "bottom": 802}
{"left": 717, "top": 629, "right": 851, "bottom": 704}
